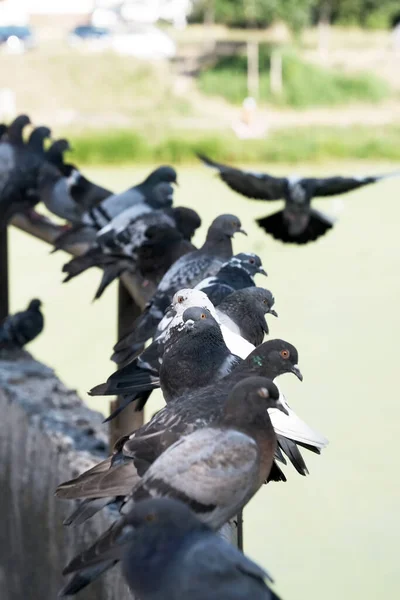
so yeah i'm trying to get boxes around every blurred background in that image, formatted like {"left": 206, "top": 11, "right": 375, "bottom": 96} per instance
{"left": 3, "top": 2, "right": 400, "bottom": 600}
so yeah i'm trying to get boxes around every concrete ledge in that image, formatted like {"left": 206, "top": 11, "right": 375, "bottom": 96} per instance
{"left": 0, "top": 350, "right": 132, "bottom": 600}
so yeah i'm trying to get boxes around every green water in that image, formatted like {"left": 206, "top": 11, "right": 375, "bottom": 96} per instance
{"left": 8, "top": 163, "right": 400, "bottom": 600}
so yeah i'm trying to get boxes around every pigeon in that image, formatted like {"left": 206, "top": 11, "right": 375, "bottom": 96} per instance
{"left": 62, "top": 498, "right": 280, "bottom": 599}
{"left": 198, "top": 152, "right": 400, "bottom": 244}
{"left": 89, "top": 303, "right": 242, "bottom": 418}
{"left": 0, "top": 299, "right": 44, "bottom": 349}
{"left": 112, "top": 214, "right": 246, "bottom": 364}
{"left": 45, "top": 138, "right": 72, "bottom": 174}
{"left": 61, "top": 207, "right": 201, "bottom": 300}
{"left": 81, "top": 165, "right": 178, "bottom": 231}
{"left": 195, "top": 252, "right": 267, "bottom": 306}
{"left": 0, "top": 115, "right": 31, "bottom": 193}
{"left": 0, "top": 124, "right": 52, "bottom": 226}
{"left": 38, "top": 160, "right": 112, "bottom": 224}
{"left": 59, "top": 377, "right": 283, "bottom": 596}
{"left": 3, "top": 114, "right": 31, "bottom": 146}
{"left": 216, "top": 287, "right": 277, "bottom": 346}
{"left": 57, "top": 340, "right": 328, "bottom": 517}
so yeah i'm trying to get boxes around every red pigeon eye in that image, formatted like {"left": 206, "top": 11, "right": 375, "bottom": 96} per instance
{"left": 280, "top": 350, "right": 290, "bottom": 359}
{"left": 177, "top": 296, "right": 184, "bottom": 303}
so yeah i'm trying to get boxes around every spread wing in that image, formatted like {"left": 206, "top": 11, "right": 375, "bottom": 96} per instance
{"left": 309, "top": 171, "right": 400, "bottom": 197}
{"left": 197, "top": 153, "right": 287, "bottom": 201}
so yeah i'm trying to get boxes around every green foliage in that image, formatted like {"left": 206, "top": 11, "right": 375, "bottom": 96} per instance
{"left": 198, "top": 46, "right": 389, "bottom": 107}
{"left": 70, "top": 125, "right": 400, "bottom": 166}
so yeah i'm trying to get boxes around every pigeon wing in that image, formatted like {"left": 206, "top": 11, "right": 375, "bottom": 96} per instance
{"left": 197, "top": 153, "right": 287, "bottom": 201}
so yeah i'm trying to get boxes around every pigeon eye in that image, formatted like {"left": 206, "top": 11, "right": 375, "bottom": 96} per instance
{"left": 145, "top": 512, "right": 157, "bottom": 523}
{"left": 280, "top": 350, "right": 290, "bottom": 359}
{"left": 177, "top": 296, "right": 184, "bottom": 303}
{"left": 257, "top": 387, "right": 269, "bottom": 399}
{"left": 249, "top": 258, "right": 255, "bottom": 264}
{"left": 263, "top": 299, "right": 268, "bottom": 304}
{"left": 200, "top": 313, "right": 207, "bottom": 319}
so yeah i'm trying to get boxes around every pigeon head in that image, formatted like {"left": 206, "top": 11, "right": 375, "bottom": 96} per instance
{"left": 152, "top": 181, "right": 174, "bottom": 208}
{"left": 145, "top": 166, "right": 178, "bottom": 186}
{"left": 47, "top": 138, "right": 72, "bottom": 156}
{"left": 206, "top": 215, "right": 247, "bottom": 244}
{"left": 28, "top": 126, "right": 52, "bottom": 154}
{"left": 7, "top": 114, "right": 31, "bottom": 144}
{"left": 245, "top": 339, "right": 302, "bottom": 381}
{"left": 224, "top": 377, "right": 287, "bottom": 425}
{"left": 144, "top": 224, "right": 182, "bottom": 246}
{"left": 182, "top": 306, "right": 220, "bottom": 334}
{"left": 240, "top": 287, "right": 277, "bottom": 318}
{"left": 171, "top": 289, "right": 215, "bottom": 317}
{"left": 171, "top": 207, "right": 201, "bottom": 241}
{"left": 28, "top": 299, "right": 42, "bottom": 311}
{"left": 231, "top": 252, "right": 267, "bottom": 277}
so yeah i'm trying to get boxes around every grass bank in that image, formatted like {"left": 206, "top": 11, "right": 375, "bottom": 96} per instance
{"left": 198, "top": 46, "right": 390, "bottom": 107}
{"left": 69, "top": 125, "right": 400, "bottom": 166}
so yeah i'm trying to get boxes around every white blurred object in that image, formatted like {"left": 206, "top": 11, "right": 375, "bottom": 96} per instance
{"left": 112, "top": 26, "right": 176, "bottom": 59}
{"left": 91, "top": 8, "right": 118, "bottom": 27}
{"left": 0, "top": 0, "right": 29, "bottom": 25}
{"left": 119, "top": 0, "right": 192, "bottom": 28}
{"left": 0, "top": 88, "right": 16, "bottom": 121}
{"left": 232, "top": 97, "right": 269, "bottom": 140}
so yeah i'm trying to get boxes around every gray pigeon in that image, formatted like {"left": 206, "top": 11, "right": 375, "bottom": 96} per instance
{"left": 59, "top": 377, "right": 283, "bottom": 596}
{"left": 216, "top": 287, "right": 277, "bottom": 346}
{"left": 81, "top": 165, "right": 178, "bottom": 230}
{"left": 0, "top": 124, "right": 52, "bottom": 226}
{"left": 112, "top": 213, "right": 246, "bottom": 365}
{"left": 62, "top": 501, "right": 280, "bottom": 599}
{"left": 198, "top": 152, "right": 400, "bottom": 244}
{"left": 0, "top": 299, "right": 44, "bottom": 349}
{"left": 196, "top": 252, "right": 267, "bottom": 306}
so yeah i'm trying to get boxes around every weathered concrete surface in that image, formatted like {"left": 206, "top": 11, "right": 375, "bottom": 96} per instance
{"left": 0, "top": 350, "right": 132, "bottom": 600}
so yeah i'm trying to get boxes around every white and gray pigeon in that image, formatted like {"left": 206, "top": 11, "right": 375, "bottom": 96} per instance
{"left": 198, "top": 152, "right": 400, "bottom": 244}
{"left": 195, "top": 252, "right": 267, "bottom": 306}
{"left": 59, "top": 378, "right": 283, "bottom": 596}
{"left": 111, "top": 214, "right": 246, "bottom": 365}
{"left": 38, "top": 161, "right": 112, "bottom": 224}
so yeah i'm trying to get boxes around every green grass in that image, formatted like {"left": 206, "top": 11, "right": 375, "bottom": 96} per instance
{"left": 8, "top": 162, "right": 400, "bottom": 600}
{"left": 69, "top": 124, "right": 400, "bottom": 166}
{"left": 198, "top": 46, "right": 389, "bottom": 107}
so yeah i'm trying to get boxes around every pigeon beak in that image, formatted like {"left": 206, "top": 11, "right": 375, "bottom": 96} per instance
{"left": 269, "top": 309, "right": 278, "bottom": 317}
{"left": 276, "top": 399, "right": 289, "bottom": 416}
{"left": 291, "top": 364, "right": 303, "bottom": 381}
{"left": 258, "top": 267, "right": 268, "bottom": 276}
{"left": 238, "top": 228, "right": 247, "bottom": 236}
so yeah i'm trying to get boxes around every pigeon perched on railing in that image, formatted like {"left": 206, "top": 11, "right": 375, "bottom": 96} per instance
{"left": 0, "top": 299, "right": 44, "bottom": 349}
{"left": 59, "top": 377, "right": 283, "bottom": 596}
{"left": 198, "top": 152, "right": 400, "bottom": 244}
